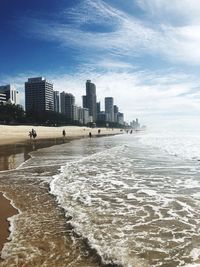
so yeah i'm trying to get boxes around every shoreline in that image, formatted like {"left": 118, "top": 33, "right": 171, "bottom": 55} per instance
{"left": 0, "top": 193, "right": 18, "bottom": 253}
{"left": 0, "top": 125, "right": 122, "bottom": 260}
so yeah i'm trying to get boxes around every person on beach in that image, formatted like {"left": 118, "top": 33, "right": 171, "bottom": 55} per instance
{"left": 28, "top": 131, "right": 32, "bottom": 139}
{"left": 98, "top": 129, "right": 101, "bottom": 134}
{"left": 89, "top": 132, "right": 92, "bottom": 138}
{"left": 62, "top": 129, "right": 66, "bottom": 137}
{"left": 32, "top": 129, "right": 37, "bottom": 139}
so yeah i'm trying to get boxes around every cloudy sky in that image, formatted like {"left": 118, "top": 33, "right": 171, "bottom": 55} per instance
{"left": 1, "top": 0, "right": 200, "bottom": 128}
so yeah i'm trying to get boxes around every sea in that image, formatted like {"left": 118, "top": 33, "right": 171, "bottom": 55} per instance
{"left": 0, "top": 129, "right": 200, "bottom": 267}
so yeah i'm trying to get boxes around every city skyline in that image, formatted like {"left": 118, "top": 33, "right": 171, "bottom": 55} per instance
{"left": 22, "top": 76, "right": 125, "bottom": 126}
{"left": 1, "top": 0, "right": 200, "bottom": 129}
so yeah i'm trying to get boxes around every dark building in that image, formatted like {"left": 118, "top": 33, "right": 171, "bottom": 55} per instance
{"left": 96, "top": 101, "right": 100, "bottom": 116}
{"left": 105, "top": 97, "right": 114, "bottom": 122}
{"left": 25, "top": 77, "right": 54, "bottom": 114}
{"left": 60, "top": 92, "right": 75, "bottom": 120}
{"left": 82, "top": 95, "right": 87, "bottom": 109}
{"left": 114, "top": 105, "right": 119, "bottom": 123}
{"left": 53, "top": 91, "right": 60, "bottom": 113}
{"left": 98, "top": 111, "right": 106, "bottom": 122}
{"left": 82, "top": 80, "right": 97, "bottom": 122}
{"left": 118, "top": 112, "right": 124, "bottom": 125}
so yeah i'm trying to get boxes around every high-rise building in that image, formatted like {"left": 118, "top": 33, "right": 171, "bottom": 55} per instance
{"left": 96, "top": 102, "right": 100, "bottom": 114}
{"left": 82, "top": 108, "right": 90, "bottom": 125}
{"left": 0, "top": 84, "right": 20, "bottom": 105}
{"left": 114, "top": 105, "right": 119, "bottom": 123}
{"left": 82, "top": 80, "right": 97, "bottom": 122}
{"left": 105, "top": 97, "right": 114, "bottom": 123}
{"left": 25, "top": 77, "right": 54, "bottom": 114}
{"left": 60, "top": 92, "right": 75, "bottom": 120}
{"left": 72, "top": 105, "right": 79, "bottom": 122}
{"left": 82, "top": 95, "right": 87, "bottom": 109}
{"left": 118, "top": 112, "right": 124, "bottom": 125}
{"left": 53, "top": 91, "right": 60, "bottom": 113}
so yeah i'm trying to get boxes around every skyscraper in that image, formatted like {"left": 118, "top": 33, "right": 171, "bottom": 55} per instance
{"left": 60, "top": 92, "right": 75, "bottom": 121}
{"left": 82, "top": 80, "right": 97, "bottom": 122}
{"left": 53, "top": 91, "right": 60, "bottom": 113}
{"left": 0, "top": 84, "right": 20, "bottom": 105}
{"left": 105, "top": 97, "right": 114, "bottom": 123}
{"left": 25, "top": 77, "right": 54, "bottom": 114}
{"left": 118, "top": 112, "right": 124, "bottom": 125}
{"left": 114, "top": 105, "right": 119, "bottom": 123}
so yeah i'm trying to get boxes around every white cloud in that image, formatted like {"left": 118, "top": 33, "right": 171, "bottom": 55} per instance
{"left": 137, "top": 0, "right": 200, "bottom": 25}
{"left": 23, "top": 0, "right": 200, "bottom": 66}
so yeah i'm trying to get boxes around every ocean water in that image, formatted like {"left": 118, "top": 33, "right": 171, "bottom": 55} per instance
{"left": 0, "top": 131, "right": 200, "bottom": 267}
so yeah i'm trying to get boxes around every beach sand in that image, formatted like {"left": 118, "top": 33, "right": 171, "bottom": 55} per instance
{"left": 0, "top": 193, "right": 18, "bottom": 252}
{"left": 0, "top": 125, "right": 122, "bottom": 260}
{"left": 0, "top": 125, "right": 120, "bottom": 146}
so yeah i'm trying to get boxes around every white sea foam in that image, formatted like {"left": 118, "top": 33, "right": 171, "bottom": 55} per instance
{"left": 2, "top": 133, "right": 200, "bottom": 267}
{"left": 49, "top": 134, "right": 200, "bottom": 267}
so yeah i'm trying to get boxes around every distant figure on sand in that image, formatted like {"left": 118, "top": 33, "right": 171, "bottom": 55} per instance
{"left": 62, "top": 129, "right": 66, "bottom": 137}
{"left": 98, "top": 129, "right": 101, "bottom": 134}
{"left": 28, "top": 131, "right": 32, "bottom": 139}
{"left": 89, "top": 132, "right": 92, "bottom": 138}
{"left": 32, "top": 129, "right": 37, "bottom": 139}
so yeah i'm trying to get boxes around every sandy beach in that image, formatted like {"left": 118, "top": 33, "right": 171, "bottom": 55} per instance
{"left": 0, "top": 125, "right": 122, "bottom": 261}
{"left": 0, "top": 125, "right": 121, "bottom": 146}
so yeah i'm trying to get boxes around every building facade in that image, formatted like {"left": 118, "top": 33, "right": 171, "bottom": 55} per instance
{"left": 118, "top": 112, "right": 124, "bottom": 125}
{"left": 82, "top": 80, "right": 97, "bottom": 122}
{"left": 53, "top": 91, "right": 60, "bottom": 113}
{"left": 0, "top": 84, "right": 20, "bottom": 105}
{"left": 60, "top": 92, "right": 75, "bottom": 121}
{"left": 114, "top": 105, "right": 119, "bottom": 123}
{"left": 25, "top": 77, "right": 54, "bottom": 114}
{"left": 0, "top": 92, "right": 7, "bottom": 104}
{"left": 105, "top": 97, "right": 114, "bottom": 123}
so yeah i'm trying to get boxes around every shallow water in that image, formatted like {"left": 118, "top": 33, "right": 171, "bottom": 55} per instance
{"left": 0, "top": 133, "right": 200, "bottom": 267}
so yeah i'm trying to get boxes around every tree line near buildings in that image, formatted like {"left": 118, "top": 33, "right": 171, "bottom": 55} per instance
{"left": 0, "top": 103, "right": 124, "bottom": 128}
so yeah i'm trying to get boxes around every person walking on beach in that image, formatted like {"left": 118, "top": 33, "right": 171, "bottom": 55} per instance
{"left": 89, "top": 132, "right": 92, "bottom": 138}
{"left": 62, "top": 129, "right": 66, "bottom": 138}
{"left": 32, "top": 129, "right": 37, "bottom": 139}
{"left": 28, "top": 131, "right": 32, "bottom": 139}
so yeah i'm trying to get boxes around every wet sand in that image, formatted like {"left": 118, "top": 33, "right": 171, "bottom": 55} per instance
{"left": 0, "top": 126, "right": 122, "bottom": 260}
{"left": 0, "top": 138, "right": 68, "bottom": 256}
{"left": 0, "top": 193, "right": 18, "bottom": 252}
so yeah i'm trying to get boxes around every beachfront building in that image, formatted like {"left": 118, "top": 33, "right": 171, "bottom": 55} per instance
{"left": 114, "top": 105, "right": 119, "bottom": 123}
{"left": 0, "top": 91, "right": 7, "bottom": 104}
{"left": 82, "top": 108, "right": 90, "bottom": 125}
{"left": 105, "top": 97, "right": 114, "bottom": 123}
{"left": 53, "top": 90, "right": 60, "bottom": 113}
{"left": 82, "top": 80, "right": 97, "bottom": 122}
{"left": 60, "top": 92, "right": 75, "bottom": 121}
{"left": 118, "top": 112, "right": 124, "bottom": 125}
{"left": 25, "top": 77, "right": 54, "bottom": 114}
{"left": 73, "top": 106, "right": 90, "bottom": 125}
{"left": 96, "top": 101, "right": 100, "bottom": 117}
{"left": 0, "top": 84, "right": 20, "bottom": 105}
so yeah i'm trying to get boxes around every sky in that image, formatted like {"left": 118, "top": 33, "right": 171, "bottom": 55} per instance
{"left": 1, "top": 0, "right": 200, "bottom": 129}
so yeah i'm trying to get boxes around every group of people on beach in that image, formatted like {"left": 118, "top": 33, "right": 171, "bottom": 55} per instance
{"left": 28, "top": 127, "right": 112, "bottom": 141}
{"left": 28, "top": 129, "right": 37, "bottom": 139}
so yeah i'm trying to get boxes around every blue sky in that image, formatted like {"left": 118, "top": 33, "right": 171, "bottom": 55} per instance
{"left": 1, "top": 0, "right": 200, "bottom": 128}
